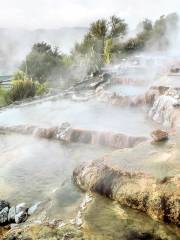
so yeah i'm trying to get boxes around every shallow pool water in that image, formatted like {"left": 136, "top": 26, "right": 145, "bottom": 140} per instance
{"left": 106, "top": 139, "right": 180, "bottom": 178}
{"left": 0, "top": 95, "right": 178, "bottom": 239}
{"left": 83, "top": 195, "right": 180, "bottom": 240}
{"left": 0, "top": 99, "right": 154, "bottom": 136}
{"left": 109, "top": 84, "right": 149, "bottom": 96}
{"left": 0, "top": 134, "right": 113, "bottom": 220}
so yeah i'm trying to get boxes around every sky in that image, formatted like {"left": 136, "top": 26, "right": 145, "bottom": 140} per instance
{"left": 0, "top": 0, "right": 180, "bottom": 29}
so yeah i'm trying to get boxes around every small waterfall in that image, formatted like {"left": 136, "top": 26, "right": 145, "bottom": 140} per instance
{"left": 149, "top": 95, "right": 178, "bottom": 128}
{"left": 0, "top": 124, "right": 147, "bottom": 149}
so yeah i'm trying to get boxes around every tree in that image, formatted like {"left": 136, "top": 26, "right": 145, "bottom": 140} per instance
{"left": 123, "top": 38, "right": 141, "bottom": 52}
{"left": 72, "top": 13, "right": 179, "bottom": 68}
{"left": 72, "top": 16, "right": 128, "bottom": 68}
{"left": 12, "top": 70, "right": 29, "bottom": 81}
{"left": 121, "top": 13, "right": 179, "bottom": 54}
{"left": 21, "top": 42, "right": 63, "bottom": 83}
{"left": 90, "top": 19, "right": 107, "bottom": 39}
{"left": 150, "top": 13, "right": 179, "bottom": 50}
{"left": 73, "top": 33, "right": 95, "bottom": 55}
{"left": 104, "top": 38, "right": 113, "bottom": 64}
{"left": 108, "top": 15, "right": 127, "bottom": 38}
{"left": 139, "top": 19, "right": 153, "bottom": 32}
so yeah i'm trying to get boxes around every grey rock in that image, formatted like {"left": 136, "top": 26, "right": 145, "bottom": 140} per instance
{"left": 15, "top": 211, "right": 28, "bottom": 224}
{"left": 15, "top": 203, "right": 27, "bottom": 214}
{"left": 0, "top": 200, "right": 10, "bottom": 211}
{"left": 8, "top": 206, "right": 16, "bottom": 222}
{"left": 28, "top": 202, "right": 40, "bottom": 215}
{"left": 0, "top": 207, "right": 9, "bottom": 224}
{"left": 151, "top": 129, "right": 168, "bottom": 142}
{"left": 56, "top": 122, "right": 72, "bottom": 141}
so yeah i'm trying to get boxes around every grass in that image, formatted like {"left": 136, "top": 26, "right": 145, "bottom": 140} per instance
{"left": 0, "top": 87, "right": 9, "bottom": 107}
{"left": 0, "top": 79, "right": 48, "bottom": 108}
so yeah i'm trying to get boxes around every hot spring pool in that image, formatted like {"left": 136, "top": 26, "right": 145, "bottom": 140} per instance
{"left": 0, "top": 99, "right": 155, "bottom": 136}
{"left": 0, "top": 99, "right": 179, "bottom": 238}
{"left": 109, "top": 84, "right": 149, "bottom": 96}
{"left": 0, "top": 134, "right": 113, "bottom": 220}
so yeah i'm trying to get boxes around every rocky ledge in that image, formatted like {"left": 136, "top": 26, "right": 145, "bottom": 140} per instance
{"left": 3, "top": 222, "right": 174, "bottom": 240}
{"left": 0, "top": 123, "right": 147, "bottom": 149}
{"left": 0, "top": 201, "right": 39, "bottom": 226}
{"left": 3, "top": 223, "right": 84, "bottom": 240}
{"left": 151, "top": 129, "right": 169, "bottom": 142}
{"left": 73, "top": 160, "right": 180, "bottom": 226}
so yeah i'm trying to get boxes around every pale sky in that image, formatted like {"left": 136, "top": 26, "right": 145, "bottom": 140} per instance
{"left": 0, "top": 0, "right": 180, "bottom": 29}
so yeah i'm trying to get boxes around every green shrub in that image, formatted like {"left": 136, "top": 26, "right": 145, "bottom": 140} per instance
{"left": 9, "top": 80, "right": 36, "bottom": 101}
{"left": 0, "top": 88, "right": 9, "bottom": 107}
{"left": 35, "top": 81, "right": 48, "bottom": 95}
{"left": 12, "top": 70, "right": 28, "bottom": 81}
{"left": 7, "top": 70, "right": 48, "bottom": 102}
{"left": 21, "top": 42, "right": 63, "bottom": 83}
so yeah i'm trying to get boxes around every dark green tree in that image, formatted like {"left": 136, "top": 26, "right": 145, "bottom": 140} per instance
{"left": 89, "top": 19, "right": 107, "bottom": 39}
{"left": 21, "top": 42, "right": 63, "bottom": 83}
{"left": 72, "top": 16, "right": 128, "bottom": 68}
{"left": 108, "top": 15, "right": 127, "bottom": 38}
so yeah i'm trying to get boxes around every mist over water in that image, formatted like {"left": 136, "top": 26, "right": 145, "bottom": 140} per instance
{"left": 0, "top": 99, "right": 155, "bottom": 136}
{"left": 0, "top": 1, "right": 180, "bottom": 74}
{"left": 0, "top": 1, "right": 179, "bottom": 239}
{"left": 0, "top": 134, "right": 113, "bottom": 220}
{"left": 0, "top": 28, "right": 87, "bottom": 73}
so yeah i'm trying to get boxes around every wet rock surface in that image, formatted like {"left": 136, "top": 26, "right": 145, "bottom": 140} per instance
{"left": 0, "top": 207, "right": 9, "bottom": 224}
{"left": 126, "top": 230, "right": 162, "bottom": 240}
{"left": 0, "top": 70, "right": 180, "bottom": 239}
{"left": 73, "top": 160, "right": 180, "bottom": 226}
{"left": 3, "top": 220, "right": 177, "bottom": 240}
{"left": 3, "top": 223, "right": 84, "bottom": 240}
{"left": 0, "top": 201, "right": 40, "bottom": 226}
{"left": 151, "top": 130, "right": 169, "bottom": 142}
{"left": 8, "top": 207, "right": 16, "bottom": 223}
{"left": 149, "top": 88, "right": 180, "bottom": 128}
{"left": 0, "top": 124, "right": 148, "bottom": 149}
{"left": 3, "top": 195, "right": 179, "bottom": 240}
{"left": 0, "top": 201, "right": 10, "bottom": 212}
{"left": 0, "top": 201, "right": 10, "bottom": 224}
{"left": 82, "top": 194, "right": 180, "bottom": 240}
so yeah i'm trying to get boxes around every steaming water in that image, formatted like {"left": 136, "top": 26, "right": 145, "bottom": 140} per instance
{"left": 105, "top": 140, "right": 180, "bottom": 178}
{"left": 0, "top": 97, "right": 178, "bottom": 238}
{"left": 109, "top": 84, "right": 149, "bottom": 96}
{"left": 153, "top": 75, "right": 180, "bottom": 90}
{"left": 0, "top": 99, "right": 154, "bottom": 136}
{"left": 0, "top": 134, "right": 113, "bottom": 220}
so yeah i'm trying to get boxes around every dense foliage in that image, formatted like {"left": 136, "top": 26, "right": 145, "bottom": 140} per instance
{"left": 0, "top": 12, "right": 179, "bottom": 107}
{"left": 72, "top": 15, "right": 127, "bottom": 72}
{"left": 73, "top": 13, "right": 179, "bottom": 68}
{"left": 19, "top": 13, "right": 179, "bottom": 86}
{"left": 0, "top": 71, "right": 48, "bottom": 104}
{"left": 0, "top": 88, "right": 9, "bottom": 107}
{"left": 122, "top": 13, "right": 178, "bottom": 53}
{"left": 21, "top": 42, "right": 65, "bottom": 83}
{"left": 9, "top": 79, "right": 36, "bottom": 101}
